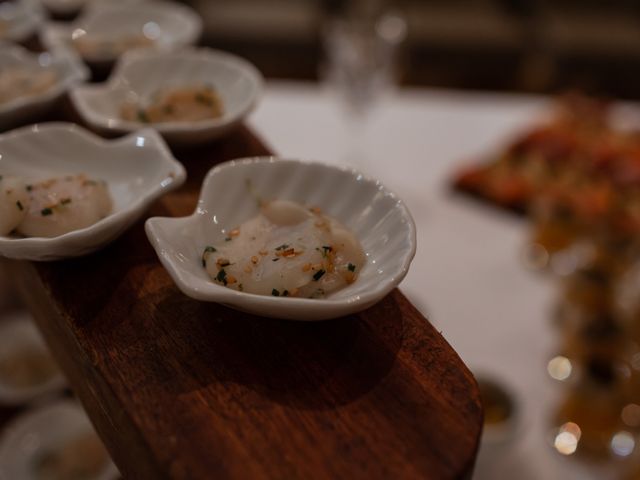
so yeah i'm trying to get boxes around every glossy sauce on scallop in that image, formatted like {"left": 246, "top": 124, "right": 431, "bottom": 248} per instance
{"left": 17, "top": 174, "right": 112, "bottom": 238}
{"left": 203, "top": 200, "right": 365, "bottom": 298}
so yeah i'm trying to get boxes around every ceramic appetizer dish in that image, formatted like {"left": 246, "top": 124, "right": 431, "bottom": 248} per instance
{"left": 0, "top": 311, "right": 66, "bottom": 406}
{"left": 40, "top": 0, "right": 202, "bottom": 66}
{"left": 0, "top": 122, "right": 186, "bottom": 261}
{"left": 0, "top": 0, "right": 45, "bottom": 43}
{"left": 70, "top": 47, "right": 264, "bottom": 146}
{"left": 0, "top": 400, "right": 119, "bottom": 480}
{"left": 0, "top": 42, "right": 89, "bottom": 130}
{"left": 146, "top": 158, "right": 417, "bottom": 321}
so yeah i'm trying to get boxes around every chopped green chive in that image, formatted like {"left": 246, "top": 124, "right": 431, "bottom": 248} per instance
{"left": 202, "top": 246, "right": 216, "bottom": 267}
{"left": 282, "top": 290, "right": 289, "bottom": 297}
{"left": 238, "top": 283, "right": 243, "bottom": 292}
{"left": 313, "top": 269, "right": 326, "bottom": 281}
{"left": 195, "top": 93, "right": 213, "bottom": 106}
{"left": 137, "top": 110, "right": 149, "bottom": 123}
{"left": 16, "top": 200, "right": 23, "bottom": 211}
{"left": 275, "top": 244, "right": 289, "bottom": 251}
{"left": 348, "top": 263, "right": 356, "bottom": 272}
{"left": 271, "top": 288, "right": 280, "bottom": 296}
{"left": 216, "top": 268, "right": 227, "bottom": 286}
{"left": 272, "top": 258, "right": 280, "bottom": 262}
{"left": 41, "top": 207, "right": 53, "bottom": 216}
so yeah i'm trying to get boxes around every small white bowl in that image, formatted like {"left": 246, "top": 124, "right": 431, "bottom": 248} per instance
{"left": 70, "top": 47, "right": 264, "bottom": 146}
{"left": 0, "top": 0, "right": 45, "bottom": 43}
{"left": 0, "top": 122, "right": 186, "bottom": 261}
{"left": 145, "top": 158, "right": 417, "bottom": 321}
{"left": 0, "top": 311, "right": 66, "bottom": 406}
{"left": 0, "top": 400, "right": 119, "bottom": 480}
{"left": 0, "top": 42, "right": 89, "bottom": 130}
{"left": 40, "top": 0, "right": 202, "bottom": 65}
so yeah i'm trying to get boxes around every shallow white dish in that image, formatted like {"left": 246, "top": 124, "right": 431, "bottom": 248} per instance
{"left": 146, "top": 157, "right": 417, "bottom": 321}
{"left": 0, "top": 0, "right": 45, "bottom": 43}
{"left": 40, "top": 0, "right": 202, "bottom": 65}
{"left": 0, "top": 42, "right": 89, "bottom": 130}
{"left": 0, "top": 399, "right": 119, "bottom": 480}
{"left": 70, "top": 47, "right": 264, "bottom": 146}
{"left": 0, "top": 310, "right": 66, "bottom": 406}
{"left": 0, "top": 122, "right": 186, "bottom": 261}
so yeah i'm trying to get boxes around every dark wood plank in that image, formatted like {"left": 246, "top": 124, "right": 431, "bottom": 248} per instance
{"left": 10, "top": 125, "right": 483, "bottom": 479}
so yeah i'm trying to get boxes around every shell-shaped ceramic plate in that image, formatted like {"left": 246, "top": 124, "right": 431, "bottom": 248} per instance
{"left": 0, "top": 122, "right": 186, "bottom": 261}
{"left": 70, "top": 47, "right": 264, "bottom": 146}
{"left": 0, "top": 400, "right": 119, "bottom": 480}
{"left": 0, "top": 42, "right": 89, "bottom": 130}
{"left": 0, "top": 310, "right": 67, "bottom": 405}
{"left": 40, "top": 0, "right": 202, "bottom": 65}
{"left": 0, "top": 0, "right": 45, "bottom": 43}
{"left": 146, "top": 158, "right": 417, "bottom": 321}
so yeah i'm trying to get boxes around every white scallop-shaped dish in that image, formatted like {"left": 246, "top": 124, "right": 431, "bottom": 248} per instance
{"left": 0, "top": 0, "right": 45, "bottom": 43}
{"left": 0, "top": 400, "right": 119, "bottom": 480}
{"left": 0, "top": 310, "right": 66, "bottom": 406}
{"left": 70, "top": 47, "right": 264, "bottom": 146}
{"left": 40, "top": 0, "right": 202, "bottom": 65}
{"left": 0, "top": 122, "right": 186, "bottom": 261}
{"left": 0, "top": 42, "right": 89, "bottom": 130}
{"left": 145, "top": 158, "right": 417, "bottom": 321}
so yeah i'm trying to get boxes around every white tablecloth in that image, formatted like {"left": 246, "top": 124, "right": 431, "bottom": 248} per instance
{"left": 249, "top": 82, "right": 619, "bottom": 479}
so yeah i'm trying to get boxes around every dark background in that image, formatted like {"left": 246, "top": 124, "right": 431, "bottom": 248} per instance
{"left": 179, "top": 0, "right": 640, "bottom": 100}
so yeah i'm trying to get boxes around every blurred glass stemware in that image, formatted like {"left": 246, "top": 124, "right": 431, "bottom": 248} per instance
{"left": 321, "top": 9, "right": 406, "bottom": 169}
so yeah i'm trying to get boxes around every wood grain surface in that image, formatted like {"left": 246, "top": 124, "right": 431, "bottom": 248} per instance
{"left": 10, "top": 124, "right": 483, "bottom": 480}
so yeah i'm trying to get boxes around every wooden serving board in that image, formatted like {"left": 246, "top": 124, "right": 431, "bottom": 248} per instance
{"left": 9, "top": 125, "right": 483, "bottom": 479}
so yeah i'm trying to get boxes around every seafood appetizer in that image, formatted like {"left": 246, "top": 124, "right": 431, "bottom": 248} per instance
{"left": 0, "top": 67, "right": 58, "bottom": 106}
{"left": 202, "top": 199, "right": 365, "bottom": 298}
{"left": 121, "top": 84, "right": 224, "bottom": 124}
{"left": 0, "top": 174, "right": 112, "bottom": 238}
{"left": 73, "top": 32, "right": 155, "bottom": 60}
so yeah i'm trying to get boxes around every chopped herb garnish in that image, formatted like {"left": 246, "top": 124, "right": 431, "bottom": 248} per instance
{"left": 322, "top": 245, "right": 332, "bottom": 253}
{"left": 348, "top": 263, "right": 356, "bottom": 272}
{"left": 238, "top": 283, "right": 243, "bottom": 291}
{"left": 16, "top": 200, "right": 23, "bottom": 211}
{"left": 272, "top": 258, "right": 280, "bottom": 262}
{"left": 313, "top": 269, "right": 326, "bottom": 281}
{"left": 137, "top": 109, "right": 149, "bottom": 123}
{"left": 60, "top": 198, "right": 71, "bottom": 205}
{"left": 41, "top": 207, "right": 53, "bottom": 216}
{"left": 202, "top": 246, "right": 216, "bottom": 267}
{"left": 275, "top": 244, "right": 290, "bottom": 251}
{"left": 26, "top": 184, "right": 32, "bottom": 191}
{"left": 195, "top": 92, "right": 213, "bottom": 106}
{"left": 216, "top": 268, "right": 228, "bottom": 285}
{"left": 271, "top": 288, "right": 280, "bottom": 296}
{"left": 282, "top": 290, "right": 289, "bottom": 297}
{"left": 225, "top": 237, "right": 232, "bottom": 242}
